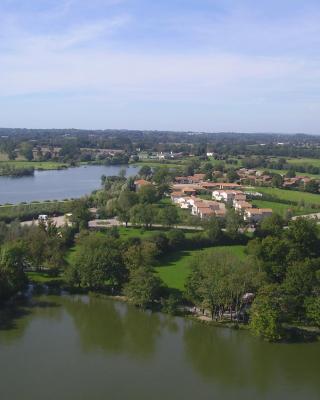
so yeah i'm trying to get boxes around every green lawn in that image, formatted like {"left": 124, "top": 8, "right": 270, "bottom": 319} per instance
{"left": 248, "top": 186, "right": 320, "bottom": 206}
{"left": 155, "top": 245, "right": 246, "bottom": 291}
{"left": 117, "top": 226, "right": 166, "bottom": 239}
{"left": 286, "top": 158, "right": 320, "bottom": 168}
{"left": 0, "top": 160, "right": 68, "bottom": 170}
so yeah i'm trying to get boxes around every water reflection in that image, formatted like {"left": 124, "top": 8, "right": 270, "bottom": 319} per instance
{"left": 183, "top": 321, "right": 320, "bottom": 398}
{"left": 0, "top": 298, "right": 62, "bottom": 345}
{"left": 63, "top": 296, "right": 162, "bottom": 359}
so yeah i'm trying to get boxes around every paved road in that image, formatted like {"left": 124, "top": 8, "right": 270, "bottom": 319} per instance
{"left": 88, "top": 219, "right": 204, "bottom": 230}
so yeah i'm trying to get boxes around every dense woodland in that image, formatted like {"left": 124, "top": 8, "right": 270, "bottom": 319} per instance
{"left": 1, "top": 128, "right": 320, "bottom": 162}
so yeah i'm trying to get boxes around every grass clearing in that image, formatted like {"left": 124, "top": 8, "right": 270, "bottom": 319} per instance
{"left": 286, "top": 158, "right": 320, "bottom": 168}
{"left": 155, "top": 245, "right": 246, "bottom": 291}
{"left": 27, "top": 271, "right": 63, "bottom": 284}
{"left": 251, "top": 200, "right": 315, "bottom": 216}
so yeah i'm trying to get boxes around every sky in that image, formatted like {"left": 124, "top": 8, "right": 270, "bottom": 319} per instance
{"left": 0, "top": 0, "right": 320, "bottom": 133}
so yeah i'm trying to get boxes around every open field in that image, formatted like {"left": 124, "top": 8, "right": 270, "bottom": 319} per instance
{"left": 156, "top": 245, "right": 246, "bottom": 291}
{"left": 251, "top": 200, "right": 315, "bottom": 216}
{"left": 247, "top": 186, "right": 320, "bottom": 205}
{"left": 0, "top": 160, "right": 68, "bottom": 170}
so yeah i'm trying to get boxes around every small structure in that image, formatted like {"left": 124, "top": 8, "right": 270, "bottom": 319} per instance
{"left": 134, "top": 179, "right": 151, "bottom": 191}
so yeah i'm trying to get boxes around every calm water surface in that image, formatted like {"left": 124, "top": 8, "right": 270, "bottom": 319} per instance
{"left": 0, "top": 165, "right": 139, "bottom": 204}
{"left": 0, "top": 295, "right": 319, "bottom": 400}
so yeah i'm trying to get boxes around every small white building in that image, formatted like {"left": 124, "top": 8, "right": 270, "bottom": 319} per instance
{"left": 234, "top": 200, "right": 252, "bottom": 212}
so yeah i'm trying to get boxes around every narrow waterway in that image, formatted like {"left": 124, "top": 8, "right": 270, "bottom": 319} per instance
{"left": 0, "top": 294, "right": 319, "bottom": 400}
{"left": 0, "top": 165, "right": 139, "bottom": 204}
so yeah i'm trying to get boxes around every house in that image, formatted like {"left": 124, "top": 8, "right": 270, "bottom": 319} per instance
{"left": 216, "top": 183, "right": 242, "bottom": 190}
{"left": 212, "top": 190, "right": 242, "bottom": 203}
{"left": 134, "top": 179, "right": 151, "bottom": 191}
{"left": 191, "top": 199, "right": 225, "bottom": 219}
{"left": 234, "top": 200, "right": 252, "bottom": 212}
{"left": 172, "top": 184, "right": 200, "bottom": 195}
{"left": 244, "top": 208, "right": 273, "bottom": 223}
{"left": 234, "top": 193, "right": 247, "bottom": 202}
{"left": 197, "top": 207, "right": 215, "bottom": 219}
{"left": 174, "top": 174, "right": 205, "bottom": 185}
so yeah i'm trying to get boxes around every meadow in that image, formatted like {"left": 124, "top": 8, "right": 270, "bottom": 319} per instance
{"left": 248, "top": 186, "right": 320, "bottom": 206}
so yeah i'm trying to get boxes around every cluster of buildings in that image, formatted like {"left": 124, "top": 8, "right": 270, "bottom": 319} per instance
{"left": 238, "top": 168, "right": 313, "bottom": 189}
{"left": 137, "top": 151, "right": 185, "bottom": 161}
{"left": 171, "top": 175, "right": 272, "bottom": 223}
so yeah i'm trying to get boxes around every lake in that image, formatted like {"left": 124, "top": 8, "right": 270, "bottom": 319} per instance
{"left": 0, "top": 165, "right": 139, "bottom": 205}
{"left": 0, "top": 294, "right": 319, "bottom": 400}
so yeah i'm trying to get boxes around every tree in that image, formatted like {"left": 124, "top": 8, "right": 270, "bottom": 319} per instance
{"left": 285, "top": 168, "right": 296, "bottom": 178}
{"left": 305, "top": 296, "right": 320, "bottom": 327}
{"left": 259, "top": 214, "right": 284, "bottom": 237}
{"left": 70, "top": 200, "right": 91, "bottom": 230}
{"left": 138, "top": 185, "right": 158, "bottom": 204}
{"left": 19, "top": 142, "right": 34, "bottom": 161}
{"left": 186, "top": 250, "right": 257, "bottom": 320}
{"left": 124, "top": 241, "right": 158, "bottom": 270}
{"left": 130, "top": 204, "right": 156, "bottom": 228}
{"left": 158, "top": 206, "right": 179, "bottom": 227}
{"left": 139, "top": 165, "right": 152, "bottom": 180}
{"left": 205, "top": 216, "right": 222, "bottom": 243}
{"left": 117, "top": 190, "right": 138, "bottom": 227}
{"left": 250, "top": 289, "right": 284, "bottom": 341}
{"left": 67, "top": 234, "right": 126, "bottom": 291}
{"left": 153, "top": 166, "right": 173, "bottom": 186}
{"left": 124, "top": 266, "right": 162, "bottom": 308}
{"left": 226, "top": 168, "right": 239, "bottom": 183}
{"left": 225, "top": 209, "right": 242, "bottom": 239}
{"left": 305, "top": 180, "right": 319, "bottom": 194}
{"left": 285, "top": 218, "right": 319, "bottom": 262}
{"left": 271, "top": 174, "right": 283, "bottom": 188}
{"left": 0, "top": 241, "right": 27, "bottom": 300}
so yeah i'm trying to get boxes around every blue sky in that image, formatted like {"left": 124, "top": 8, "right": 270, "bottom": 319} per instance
{"left": 0, "top": 0, "right": 320, "bottom": 133}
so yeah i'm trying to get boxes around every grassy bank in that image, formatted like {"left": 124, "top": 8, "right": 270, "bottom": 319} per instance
{"left": 0, "top": 200, "right": 73, "bottom": 222}
{"left": 0, "top": 160, "right": 68, "bottom": 170}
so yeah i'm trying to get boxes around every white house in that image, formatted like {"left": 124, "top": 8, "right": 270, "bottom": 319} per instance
{"left": 212, "top": 190, "right": 242, "bottom": 204}
{"left": 234, "top": 200, "right": 252, "bottom": 212}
